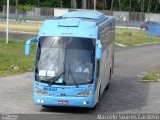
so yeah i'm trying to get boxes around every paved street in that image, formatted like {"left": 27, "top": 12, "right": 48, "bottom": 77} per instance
{"left": 0, "top": 31, "right": 36, "bottom": 41}
{"left": 0, "top": 44, "right": 160, "bottom": 120}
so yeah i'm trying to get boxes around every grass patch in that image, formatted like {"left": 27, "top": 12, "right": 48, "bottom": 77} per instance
{"left": 116, "top": 28, "right": 160, "bottom": 46}
{"left": 143, "top": 71, "right": 160, "bottom": 82}
{"left": 0, "top": 38, "right": 36, "bottom": 77}
{"left": 0, "top": 21, "right": 41, "bottom": 33}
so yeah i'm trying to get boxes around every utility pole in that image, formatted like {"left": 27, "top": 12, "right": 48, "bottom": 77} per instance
{"left": 104, "top": 0, "right": 107, "bottom": 10}
{"left": 119, "top": 0, "right": 121, "bottom": 11}
{"left": 148, "top": 0, "right": 151, "bottom": 12}
{"left": 15, "top": 0, "right": 18, "bottom": 15}
{"left": 37, "top": 0, "right": 40, "bottom": 7}
{"left": 142, "top": 0, "right": 144, "bottom": 13}
{"left": 94, "top": 0, "right": 96, "bottom": 10}
{"left": 111, "top": 0, "right": 114, "bottom": 10}
{"left": 60, "top": 0, "right": 63, "bottom": 8}
{"left": 129, "top": 0, "right": 132, "bottom": 9}
{"left": 82, "top": 0, "right": 87, "bottom": 9}
{"left": 15, "top": 0, "right": 18, "bottom": 7}
{"left": 6, "top": 0, "right": 9, "bottom": 44}
{"left": 71, "top": 0, "right": 77, "bottom": 9}
{"left": 155, "top": 0, "right": 158, "bottom": 12}
{"left": 140, "top": 0, "right": 144, "bottom": 21}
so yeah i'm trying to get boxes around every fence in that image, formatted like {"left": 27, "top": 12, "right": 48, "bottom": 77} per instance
{"left": 2, "top": 5, "right": 160, "bottom": 20}
{"left": 1, "top": 5, "right": 160, "bottom": 28}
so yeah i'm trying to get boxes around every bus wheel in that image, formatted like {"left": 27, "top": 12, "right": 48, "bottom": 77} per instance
{"left": 109, "top": 68, "right": 112, "bottom": 80}
{"left": 105, "top": 83, "right": 110, "bottom": 90}
{"left": 91, "top": 85, "right": 101, "bottom": 110}
{"left": 105, "top": 69, "right": 112, "bottom": 91}
{"left": 99, "top": 85, "right": 101, "bottom": 99}
{"left": 89, "top": 104, "right": 97, "bottom": 110}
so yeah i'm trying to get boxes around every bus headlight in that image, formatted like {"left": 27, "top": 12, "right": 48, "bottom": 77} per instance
{"left": 36, "top": 88, "right": 49, "bottom": 96}
{"left": 77, "top": 90, "right": 91, "bottom": 97}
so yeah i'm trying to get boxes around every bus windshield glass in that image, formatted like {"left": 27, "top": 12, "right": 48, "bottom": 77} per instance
{"left": 35, "top": 37, "right": 95, "bottom": 85}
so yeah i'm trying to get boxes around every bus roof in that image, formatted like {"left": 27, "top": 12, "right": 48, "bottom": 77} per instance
{"left": 39, "top": 11, "right": 115, "bottom": 38}
{"left": 62, "top": 10, "right": 104, "bottom": 20}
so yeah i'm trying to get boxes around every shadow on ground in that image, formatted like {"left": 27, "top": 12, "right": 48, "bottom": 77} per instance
{"left": 39, "top": 75, "right": 149, "bottom": 114}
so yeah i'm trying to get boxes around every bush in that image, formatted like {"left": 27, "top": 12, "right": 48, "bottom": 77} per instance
{"left": 16, "top": 5, "right": 34, "bottom": 11}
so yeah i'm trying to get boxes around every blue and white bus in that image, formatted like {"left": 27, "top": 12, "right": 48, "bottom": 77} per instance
{"left": 25, "top": 10, "right": 115, "bottom": 108}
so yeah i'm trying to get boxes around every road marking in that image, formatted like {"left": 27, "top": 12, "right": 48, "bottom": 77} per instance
{"left": 116, "top": 26, "right": 140, "bottom": 30}
{"left": 2, "top": 30, "right": 37, "bottom": 35}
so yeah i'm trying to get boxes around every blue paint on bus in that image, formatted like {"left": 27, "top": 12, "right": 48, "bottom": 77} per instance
{"left": 25, "top": 10, "right": 115, "bottom": 108}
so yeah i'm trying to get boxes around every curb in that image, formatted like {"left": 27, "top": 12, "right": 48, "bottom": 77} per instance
{"left": 116, "top": 42, "right": 160, "bottom": 47}
{"left": 115, "top": 43, "right": 127, "bottom": 47}
{"left": 116, "top": 26, "right": 140, "bottom": 30}
{"left": 132, "top": 42, "right": 160, "bottom": 47}
{"left": 141, "top": 80, "right": 160, "bottom": 82}
{"left": 1, "top": 30, "right": 37, "bottom": 35}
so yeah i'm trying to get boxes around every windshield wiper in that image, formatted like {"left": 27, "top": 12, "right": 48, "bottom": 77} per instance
{"left": 68, "top": 63, "right": 78, "bottom": 88}
{"left": 48, "top": 70, "right": 66, "bottom": 85}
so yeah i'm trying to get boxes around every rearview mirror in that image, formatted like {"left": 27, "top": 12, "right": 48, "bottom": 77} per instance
{"left": 25, "top": 37, "right": 38, "bottom": 56}
{"left": 96, "top": 40, "right": 102, "bottom": 60}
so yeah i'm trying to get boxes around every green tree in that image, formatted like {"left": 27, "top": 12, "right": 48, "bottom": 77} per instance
{"left": 0, "top": 0, "right": 160, "bottom": 13}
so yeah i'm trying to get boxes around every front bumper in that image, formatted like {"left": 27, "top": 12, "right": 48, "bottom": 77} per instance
{"left": 34, "top": 93, "right": 95, "bottom": 108}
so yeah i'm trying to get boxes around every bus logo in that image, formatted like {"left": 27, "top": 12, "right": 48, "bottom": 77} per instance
{"left": 44, "top": 87, "right": 57, "bottom": 91}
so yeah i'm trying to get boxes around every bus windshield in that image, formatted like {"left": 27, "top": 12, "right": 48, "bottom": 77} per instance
{"left": 35, "top": 36, "right": 95, "bottom": 85}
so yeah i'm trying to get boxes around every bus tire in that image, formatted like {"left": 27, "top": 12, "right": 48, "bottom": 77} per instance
{"left": 90, "top": 85, "right": 101, "bottom": 110}
{"left": 105, "top": 69, "right": 112, "bottom": 91}
{"left": 90, "top": 104, "right": 97, "bottom": 110}
{"left": 109, "top": 68, "right": 112, "bottom": 81}
{"left": 99, "top": 84, "right": 101, "bottom": 99}
{"left": 112, "top": 56, "right": 114, "bottom": 74}
{"left": 105, "top": 83, "right": 110, "bottom": 90}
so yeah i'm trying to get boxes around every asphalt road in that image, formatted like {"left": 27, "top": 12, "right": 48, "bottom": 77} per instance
{"left": 0, "top": 44, "right": 160, "bottom": 120}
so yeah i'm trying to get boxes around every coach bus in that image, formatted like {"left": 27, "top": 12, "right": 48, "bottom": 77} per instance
{"left": 25, "top": 10, "right": 115, "bottom": 109}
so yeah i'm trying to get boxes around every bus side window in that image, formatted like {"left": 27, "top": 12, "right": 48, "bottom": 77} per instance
{"left": 96, "top": 61, "right": 100, "bottom": 77}
{"left": 95, "top": 60, "right": 100, "bottom": 89}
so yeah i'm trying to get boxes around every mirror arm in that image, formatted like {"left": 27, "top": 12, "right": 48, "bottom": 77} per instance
{"left": 25, "top": 37, "right": 38, "bottom": 56}
{"left": 26, "top": 37, "right": 38, "bottom": 45}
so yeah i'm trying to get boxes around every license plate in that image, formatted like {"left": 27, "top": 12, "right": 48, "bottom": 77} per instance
{"left": 58, "top": 100, "right": 68, "bottom": 105}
